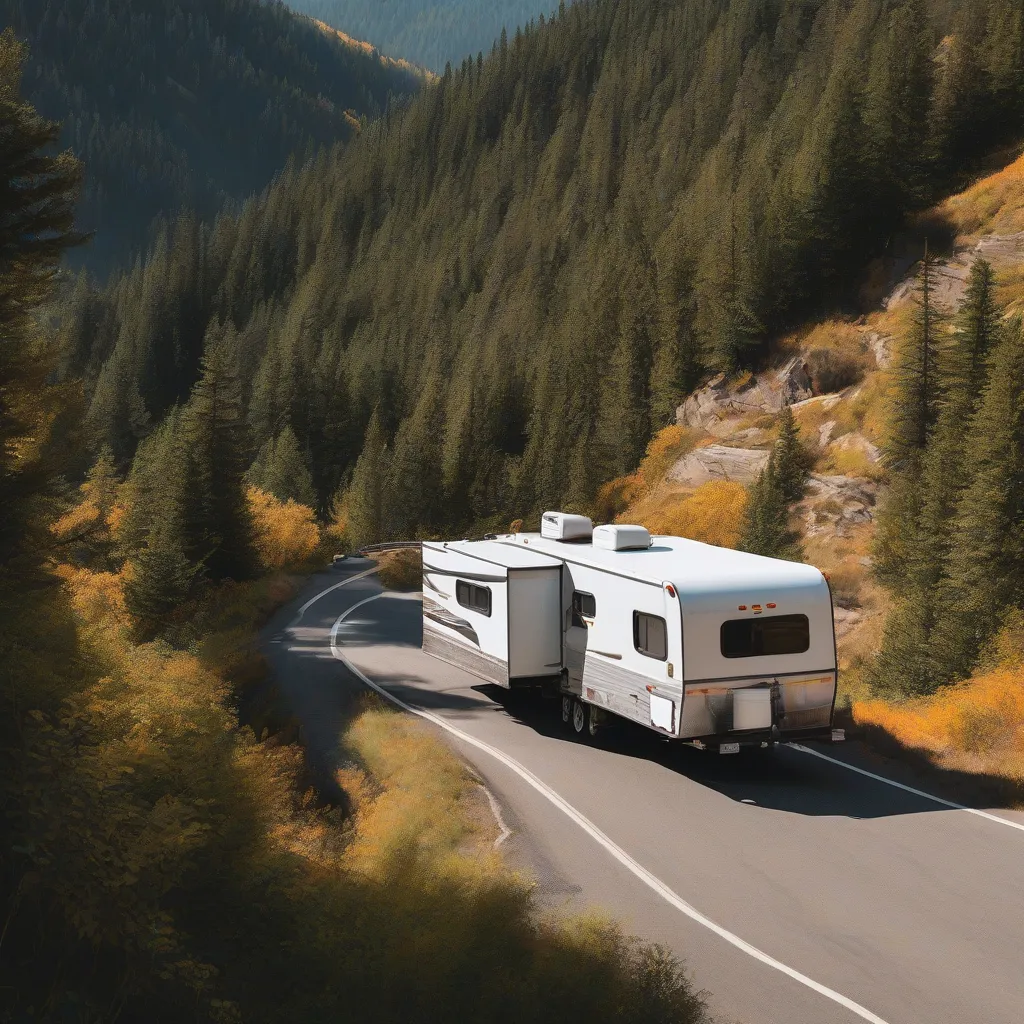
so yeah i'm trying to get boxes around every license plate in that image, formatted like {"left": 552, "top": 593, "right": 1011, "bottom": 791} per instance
{"left": 832, "top": 729, "right": 846, "bottom": 742}
{"left": 720, "top": 742, "right": 740, "bottom": 754}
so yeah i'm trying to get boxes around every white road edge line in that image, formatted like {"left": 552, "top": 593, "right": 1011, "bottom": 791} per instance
{"left": 289, "top": 563, "right": 380, "bottom": 628}
{"left": 328, "top": 591, "right": 890, "bottom": 1024}
{"left": 479, "top": 785, "right": 513, "bottom": 848}
{"left": 790, "top": 743, "right": 1024, "bottom": 834}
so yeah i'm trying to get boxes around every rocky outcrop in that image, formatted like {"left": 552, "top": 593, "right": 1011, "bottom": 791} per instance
{"left": 796, "top": 474, "right": 878, "bottom": 538}
{"left": 829, "top": 431, "right": 881, "bottom": 464}
{"left": 676, "top": 357, "right": 813, "bottom": 432}
{"left": 864, "top": 331, "right": 892, "bottom": 368}
{"left": 666, "top": 444, "right": 769, "bottom": 487}
{"left": 884, "top": 231, "right": 1024, "bottom": 312}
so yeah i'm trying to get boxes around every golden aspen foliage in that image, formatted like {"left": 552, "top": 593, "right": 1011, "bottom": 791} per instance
{"left": 248, "top": 486, "right": 321, "bottom": 570}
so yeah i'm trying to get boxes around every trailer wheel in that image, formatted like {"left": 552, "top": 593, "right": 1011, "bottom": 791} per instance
{"left": 560, "top": 695, "right": 572, "bottom": 727}
{"left": 571, "top": 699, "right": 587, "bottom": 737}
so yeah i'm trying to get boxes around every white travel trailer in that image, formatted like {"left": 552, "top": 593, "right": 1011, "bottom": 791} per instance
{"left": 421, "top": 512, "right": 839, "bottom": 750}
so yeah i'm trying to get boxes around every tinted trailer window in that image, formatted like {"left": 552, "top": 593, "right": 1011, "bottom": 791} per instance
{"left": 721, "top": 614, "right": 809, "bottom": 658}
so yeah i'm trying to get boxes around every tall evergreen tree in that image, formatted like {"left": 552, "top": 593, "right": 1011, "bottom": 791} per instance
{"left": 248, "top": 425, "right": 318, "bottom": 508}
{"left": 873, "top": 246, "right": 945, "bottom": 590}
{"left": 180, "top": 334, "right": 257, "bottom": 582}
{"left": 0, "top": 28, "right": 84, "bottom": 570}
{"left": 871, "top": 259, "right": 1002, "bottom": 695}
{"left": 883, "top": 246, "right": 945, "bottom": 470}
{"left": 346, "top": 409, "right": 391, "bottom": 547}
{"left": 930, "top": 318, "right": 1024, "bottom": 681}
{"left": 739, "top": 407, "right": 808, "bottom": 560}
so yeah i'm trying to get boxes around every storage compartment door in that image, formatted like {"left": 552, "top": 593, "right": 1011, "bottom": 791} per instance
{"left": 508, "top": 568, "right": 562, "bottom": 679}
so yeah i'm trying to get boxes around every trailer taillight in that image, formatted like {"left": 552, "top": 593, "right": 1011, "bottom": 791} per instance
{"left": 665, "top": 584, "right": 676, "bottom": 597}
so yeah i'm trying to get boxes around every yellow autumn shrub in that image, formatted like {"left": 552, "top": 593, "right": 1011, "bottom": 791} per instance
{"left": 854, "top": 614, "right": 1024, "bottom": 792}
{"left": 633, "top": 480, "right": 748, "bottom": 548}
{"left": 248, "top": 485, "right": 321, "bottom": 570}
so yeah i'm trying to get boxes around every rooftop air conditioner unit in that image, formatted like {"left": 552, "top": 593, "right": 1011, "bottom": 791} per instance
{"left": 540, "top": 511, "right": 593, "bottom": 542}
{"left": 592, "top": 524, "right": 652, "bottom": 551}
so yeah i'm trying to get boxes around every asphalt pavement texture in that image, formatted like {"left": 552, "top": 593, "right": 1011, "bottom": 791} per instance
{"left": 261, "top": 559, "right": 1024, "bottom": 1024}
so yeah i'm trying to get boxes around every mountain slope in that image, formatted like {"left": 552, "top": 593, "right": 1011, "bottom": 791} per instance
{"left": 5, "top": 0, "right": 425, "bottom": 274}
{"left": 67, "top": 0, "right": 1024, "bottom": 532}
{"left": 289, "top": 0, "right": 549, "bottom": 72}
{"left": 608, "top": 147, "right": 1024, "bottom": 789}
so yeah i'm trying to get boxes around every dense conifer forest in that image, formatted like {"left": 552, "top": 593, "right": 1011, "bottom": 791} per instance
{"left": 0, "top": 28, "right": 711, "bottom": 1021}
{"left": 289, "top": 0, "right": 547, "bottom": 71}
{"left": 65, "top": 0, "right": 1024, "bottom": 555}
{"left": 2, "top": 0, "right": 424, "bottom": 273}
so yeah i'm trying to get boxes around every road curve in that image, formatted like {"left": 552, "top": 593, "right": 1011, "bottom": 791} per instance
{"left": 262, "top": 561, "right": 1024, "bottom": 1024}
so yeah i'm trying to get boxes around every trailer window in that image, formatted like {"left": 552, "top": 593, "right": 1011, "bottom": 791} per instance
{"left": 456, "top": 580, "right": 492, "bottom": 617}
{"left": 720, "top": 614, "right": 809, "bottom": 658}
{"left": 572, "top": 591, "right": 596, "bottom": 627}
{"left": 633, "top": 612, "right": 667, "bottom": 660}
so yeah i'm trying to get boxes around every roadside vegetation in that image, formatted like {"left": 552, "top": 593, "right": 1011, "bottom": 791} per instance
{"left": 375, "top": 546, "right": 424, "bottom": 591}
{"left": 590, "top": 146, "right": 1024, "bottom": 803}
{"left": 0, "top": 48, "right": 712, "bottom": 1023}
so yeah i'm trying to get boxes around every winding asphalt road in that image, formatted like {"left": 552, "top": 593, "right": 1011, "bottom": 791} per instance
{"left": 262, "top": 559, "right": 1024, "bottom": 1024}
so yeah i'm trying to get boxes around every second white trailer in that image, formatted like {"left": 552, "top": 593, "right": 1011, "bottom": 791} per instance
{"left": 421, "top": 540, "right": 564, "bottom": 688}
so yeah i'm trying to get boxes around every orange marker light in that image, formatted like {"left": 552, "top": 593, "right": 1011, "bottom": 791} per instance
{"left": 666, "top": 584, "right": 676, "bottom": 597}
{"left": 767, "top": 602, "right": 776, "bottom": 609}
{"left": 738, "top": 605, "right": 747, "bottom": 611}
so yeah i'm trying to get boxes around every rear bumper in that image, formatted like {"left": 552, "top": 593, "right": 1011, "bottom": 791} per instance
{"left": 686, "top": 725, "right": 834, "bottom": 747}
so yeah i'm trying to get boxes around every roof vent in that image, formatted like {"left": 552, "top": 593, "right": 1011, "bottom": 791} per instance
{"left": 592, "top": 524, "right": 652, "bottom": 551}
{"left": 540, "top": 511, "right": 593, "bottom": 542}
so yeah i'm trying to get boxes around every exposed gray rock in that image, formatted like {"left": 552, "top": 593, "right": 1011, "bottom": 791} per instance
{"left": 796, "top": 474, "right": 879, "bottom": 538}
{"left": 832, "top": 605, "right": 862, "bottom": 638}
{"left": 676, "top": 357, "right": 813, "bottom": 431}
{"left": 884, "top": 231, "right": 1024, "bottom": 312}
{"left": 829, "top": 432, "right": 881, "bottom": 464}
{"left": 818, "top": 420, "right": 837, "bottom": 448}
{"left": 666, "top": 444, "right": 770, "bottom": 487}
{"left": 864, "top": 331, "right": 892, "bottom": 369}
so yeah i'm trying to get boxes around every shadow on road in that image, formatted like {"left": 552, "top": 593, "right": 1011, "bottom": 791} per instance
{"left": 267, "top": 578, "right": 985, "bottom": 824}
{"left": 474, "top": 685, "right": 982, "bottom": 822}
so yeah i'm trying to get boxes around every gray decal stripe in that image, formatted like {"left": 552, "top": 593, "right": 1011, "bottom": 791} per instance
{"left": 422, "top": 563, "right": 506, "bottom": 583}
{"left": 684, "top": 667, "right": 836, "bottom": 685}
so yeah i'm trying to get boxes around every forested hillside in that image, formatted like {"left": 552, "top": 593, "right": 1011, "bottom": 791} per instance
{"left": 0, "top": 31, "right": 711, "bottom": 1021}
{"left": 3, "top": 0, "right": 424, "bottom": 273}
{"left": 66, "top": 0, "right": 1024, "bottom": 550}
{"left": 290, "top": 0, "right": 546, "bottom": 71}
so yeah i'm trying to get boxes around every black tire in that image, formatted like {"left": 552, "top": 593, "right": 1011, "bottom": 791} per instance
{"left": 560, "top": 694, "right": 572, "bottom": 727}
{"left": 571, "top": 698, "right": 587, "bottom": 737}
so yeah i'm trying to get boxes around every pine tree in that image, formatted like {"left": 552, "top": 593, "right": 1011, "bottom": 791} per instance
{"left": 739, "top": 410, "right": 807, "bottom": 559}
{"left": 346, "top": 409, "right": 391, "bottom": 547}
{"left": 930, "top": 319, "right": 1024, "bottom": 682}
{"left": 180, "top": 334, "right": 257, "bottom": 582}
{"left": 773, "top": 406, "right": 810, "bottom": 505}
{"left": 248, "top": 425, "right": 317, "bottom": 508}
{"left": 883, "top": 245, "right": 945, "bottom": 470}
{"left": 0, "top": 28, "right": 84, "bottom": 569}
{"left": 913, "top": 258, "right": 1000, "bottom": 584}
{"left": 123, "top": 523, "right": 197, "bottom": 641}
{"left": 739, "top": 461, "right": 800, "bottom": 560}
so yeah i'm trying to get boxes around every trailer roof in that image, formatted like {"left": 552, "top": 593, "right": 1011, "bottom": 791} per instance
{"left": 422, "top": 539, "right": 563, "bottom": 571}
{"left": 492, "top": 532, "right": 826, "bottom": 599}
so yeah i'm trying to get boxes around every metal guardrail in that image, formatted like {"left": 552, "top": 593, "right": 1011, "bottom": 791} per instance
{"left": 357, "top": 541, "right": 422, "bottom": 554}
